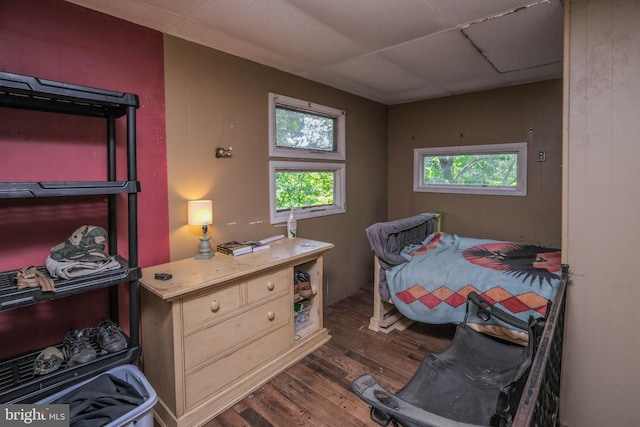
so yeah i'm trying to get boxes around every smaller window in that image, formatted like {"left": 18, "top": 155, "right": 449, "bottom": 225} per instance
{"left": 414, "top": 143, "right": 527, "bottom": 196}
{"left": 269, "top": 93, "right": 345, "bottom": 160}
{"left": 269, "top": 161, "right": 345, "bottom": 224}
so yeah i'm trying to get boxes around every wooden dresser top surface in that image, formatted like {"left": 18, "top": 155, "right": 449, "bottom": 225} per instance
{"left": 140, "top": 238, "right": 333, "bottom": 300}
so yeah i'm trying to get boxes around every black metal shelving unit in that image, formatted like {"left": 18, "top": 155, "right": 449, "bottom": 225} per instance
{"left": 0, "top": 71, "right": 142, "bottom": 402}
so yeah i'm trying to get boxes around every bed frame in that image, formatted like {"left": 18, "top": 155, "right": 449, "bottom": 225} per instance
{"left": 368, "top": 213, "right": 442, "bottom": 333}
{"left": 369, "top": 254, "right": 414, "bottom": 332}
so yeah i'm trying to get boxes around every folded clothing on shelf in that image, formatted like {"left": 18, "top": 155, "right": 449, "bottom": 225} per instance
{"left": 46, "top": 255, "right": 121, "bottom": 279}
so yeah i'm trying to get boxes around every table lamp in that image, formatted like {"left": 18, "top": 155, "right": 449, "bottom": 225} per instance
{"left": 188, "top": 200, "right": 214, "bottom": 259}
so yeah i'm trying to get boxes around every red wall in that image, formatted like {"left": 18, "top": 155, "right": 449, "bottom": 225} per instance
{"left": 0, "top": 0, "right": 169, "bottom": 358}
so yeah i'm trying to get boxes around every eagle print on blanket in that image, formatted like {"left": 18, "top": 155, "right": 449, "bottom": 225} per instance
{"left": 386, "top": 232, "right": 562, "bottom": 330}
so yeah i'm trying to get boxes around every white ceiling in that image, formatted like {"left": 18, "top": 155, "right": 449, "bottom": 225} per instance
{"left": 66, "top": 0, "right": 564, "bottom": 105}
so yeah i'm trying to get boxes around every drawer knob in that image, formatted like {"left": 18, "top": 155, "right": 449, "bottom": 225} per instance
{"left": 267, "top": 311, "right": 276, "bottom": 321}
{"left": 210, "top": 300, "right": 220, "bottom": 312}
{"left": 266, "top": 281, "right": 275, "bottom": 291}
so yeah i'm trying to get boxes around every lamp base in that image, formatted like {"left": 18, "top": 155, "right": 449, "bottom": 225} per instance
{"left": 195, "top": 232, "right": 214, "bottom": 260}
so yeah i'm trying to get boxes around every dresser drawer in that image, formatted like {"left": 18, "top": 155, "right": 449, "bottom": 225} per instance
{"left": 184, "top": 324, "right": 290, "bottom": 410}
{"left": 182, "top": 283, "right": 242, "bottom": 329}
{"left": 247, "top": 268, "right": 291, "bottom": 304}
{"left": 183, "top": 294, "right": 291, "bottom": 370}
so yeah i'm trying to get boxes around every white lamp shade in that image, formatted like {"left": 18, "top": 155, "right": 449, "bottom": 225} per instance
{"left": 188, "top": 200, "right": 213, "bottom": 226}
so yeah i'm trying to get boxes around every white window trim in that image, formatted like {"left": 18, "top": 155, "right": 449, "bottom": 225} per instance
{"left": 413, "top": 142, "right": 527, "bottom": 196}
{"left": 268, "top": 92, "right": 346, "bottom": 160}
{"left": 269, "top": 160, "right": 346, "bottom": 224}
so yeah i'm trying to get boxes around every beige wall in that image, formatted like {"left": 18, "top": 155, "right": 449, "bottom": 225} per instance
{"left": 562, "top": 1, "right": 640, "bottom": 425}
{"left": 387, "top": 80, "right": 563, "bottom": 247}
{"left": 163, "top": 35, "right": 388, "bottom": 305}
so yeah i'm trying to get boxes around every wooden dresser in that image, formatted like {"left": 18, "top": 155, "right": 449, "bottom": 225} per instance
{"left": 139, "top": 238, "right": 333, "bottom": 427}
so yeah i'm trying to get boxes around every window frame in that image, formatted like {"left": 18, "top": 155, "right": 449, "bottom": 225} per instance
{"left": 269, "top": 160, "right": 346, "bottom": 224}
{"left": 268, "top": 92, "right": 346, "bottom": 161}
{"left": 413, "top": 142, "right": 528, "bottom": 196}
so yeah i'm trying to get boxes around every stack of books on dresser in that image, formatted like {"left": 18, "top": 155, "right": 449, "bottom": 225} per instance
{"left": 216, "top": 234, "right": 284, "bottom": 256}
{"left": 216, "top": 241, "right": 253, "bottom": 256}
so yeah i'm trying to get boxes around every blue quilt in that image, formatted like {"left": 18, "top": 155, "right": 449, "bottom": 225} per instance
{"left": 386, "top": 232, "right": 562, "bottom": 330}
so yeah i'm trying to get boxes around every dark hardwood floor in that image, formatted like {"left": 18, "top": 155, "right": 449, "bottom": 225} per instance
{"left": 203, "top": 286, "right": 455, "bottom": 427}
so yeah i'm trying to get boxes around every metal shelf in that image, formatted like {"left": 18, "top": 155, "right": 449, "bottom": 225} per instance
{"left": 0, "top": 71, "right": 141, "bottom": 402}
{"left": 0, "top": 343, "right": 141, "bottom": 403}
{"left": 0, "top": 258, "right": 141, "bottom": 311}
{"left": 0, "top": 71, "right": 139, "bottom": 118}
{"left": 0, "top": 181, "right": 140, "bottom": 199}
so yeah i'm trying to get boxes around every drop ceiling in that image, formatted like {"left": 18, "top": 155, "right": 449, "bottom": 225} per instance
{"left": 66, "top": 0, "right": 564, "bottom": 105}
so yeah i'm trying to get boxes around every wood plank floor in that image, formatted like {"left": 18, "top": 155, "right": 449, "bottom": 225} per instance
{"left": 203, "top": 286, "right": 455, "bottom": 427}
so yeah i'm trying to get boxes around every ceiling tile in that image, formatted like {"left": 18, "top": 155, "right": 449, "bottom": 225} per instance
{"left": 381, "top": 30, "right": 498, "bottom": 84}
{"left": 425, "top": 0, "right": 539, "bottom": 25}
{"left": 463, "top": 0, "right": 564, "bottom": 72}
{"left": 441, "top": 74, "right": 511, "bottom": 95}
{"left": 185, "top": 0, "right": 367, "bottom": 66}
{"left": 285, "top": 0, "right": 449, "bottom": 50}
{"left": 163, "top": 19, "right": 310, "bottom": 75}
{"left": 65, "top": 0, "right": 564, "bottom": 104}
{"left": 300, "top": 69, "right": 392, "bottom": 104}
{"left": 137, "top": 0, "right": 205, "bottom": 15}
{"left": 66, "top": 0, "right": 180, "bottom": 29}
{"left": 498, "top": 62, "right": 564, "bottom": 85}
{"left": 323, "top": 54, "right": 429, "bottom": 95}
{"left": 383, "top": 86, "right": 453, "bottom": 105}
{"left": 443, "top": 61, "right": 562, "bottom": 95}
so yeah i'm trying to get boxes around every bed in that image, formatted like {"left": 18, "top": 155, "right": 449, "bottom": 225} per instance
{"left": 366, "top": 213, "right": 563, "bottom": 344}
{"left": 365, "top": 213, "right": 568, "bottom": 424}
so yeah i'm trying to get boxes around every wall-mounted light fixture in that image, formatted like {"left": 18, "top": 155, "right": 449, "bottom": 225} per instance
{"left": 215, "top": 147, "right": 232, "bottom": 158}
{"left": 187, "top": 200, "right": 214, "bottom": 259}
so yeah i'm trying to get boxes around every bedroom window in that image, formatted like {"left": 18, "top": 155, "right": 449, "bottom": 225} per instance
{"left": 268, "top": 93, "right": 346, "bottom": 224}
{"left": 269, "top": 93, "right": 345, "bottom": 160}
{"left": 414, "top": 143, "right": 527, "bottom": 196}
{"left": 269, "top": 161, "right": 346, "bottom": 223}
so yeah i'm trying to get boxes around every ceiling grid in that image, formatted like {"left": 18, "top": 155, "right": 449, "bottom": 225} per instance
{"left": 66, "top": 0, "right": 563, "bottom": 104}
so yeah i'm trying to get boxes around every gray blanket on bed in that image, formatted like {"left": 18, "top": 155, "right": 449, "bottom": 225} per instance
{"left": 365, "top": 213, "right": 438, "bottom": 301}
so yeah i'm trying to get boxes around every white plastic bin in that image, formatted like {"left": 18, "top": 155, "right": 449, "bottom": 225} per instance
{"left": 38, "top": 365, "right": 157, "bottom": 427}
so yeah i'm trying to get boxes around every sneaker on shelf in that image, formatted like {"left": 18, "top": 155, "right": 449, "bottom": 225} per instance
{"left": 296, "top": 271, "right": 313, "bottom": 298}
{"left": 34, "top": 346, "right": 64, "bottom": 376}
{"left": 62, "top": 329, "right": 97, "bottom": 365}
{"left": 95, "top": 318, "right": 128, "bottom": 353}
{"left": 294, "top": 283, "right": 301, "bottom": 302}
{"left": 299, "top": 281, "right": 312, "bottom": 298}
